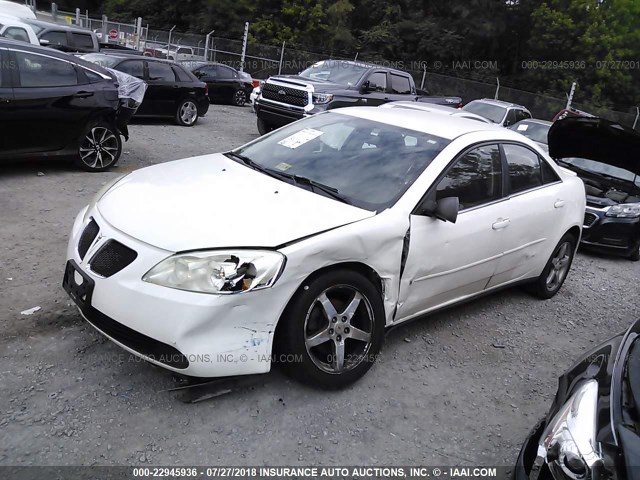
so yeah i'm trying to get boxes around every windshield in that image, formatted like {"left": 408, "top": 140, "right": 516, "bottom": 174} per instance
{"left": 462, "top": 101, "right": 506, "bottom": 124}
{"left": 233, "top": 112, "right": 450, "bottom": 211}
{"left": 510, "top": 121, "right": 551, "bottom": 144}
{"left": 81, "top": 53, "right": 120, "bottom": 68}
{"left": 560, "top": 157, "right": 640, "bottom": 186}
{"left": 299, "top": 60, "right": 369, "bottom": 86}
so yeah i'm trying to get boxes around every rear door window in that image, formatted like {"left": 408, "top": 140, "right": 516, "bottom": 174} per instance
{"left": 503, "top": 144, "right": 544, "bottom": 193}
{"left": 148, "top": 62, "right": 176, "bottom": 82}
{"left": 172, "top": 65, "right": 192, "bottom": 82}
{"left": 390, "top": 73, "right": 412, "bottom": 94}
{"left": 70, "top": 33, "right": 94, "bottom": 50}
{"left": 118, "top": 60, "right": 144, "bottom": 78}
{"left": 15, "top": 51, "right": 78, "bottom": 87}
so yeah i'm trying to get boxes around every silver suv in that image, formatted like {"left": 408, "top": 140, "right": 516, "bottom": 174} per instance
{"left": 462, "top": 98, "right": 531, "bottom": 127}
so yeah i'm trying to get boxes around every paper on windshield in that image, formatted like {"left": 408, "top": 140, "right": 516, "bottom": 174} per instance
{"left": 278, "top": 128, "right": 324, "bottom": 149}
{"left": 517, "top": 124, "right": 529, "bottom": 131}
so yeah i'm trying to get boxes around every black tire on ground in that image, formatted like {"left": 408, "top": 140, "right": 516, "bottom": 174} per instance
{"left": 276, "top": 269, "right": 385, "bottom": 389}
{"left": 74, "top": 121, "right": 122, "bottom": 172}
{"left": 257, "top": 117, "right": 274, "bottom": 136}
{"left": 232, "top": 89, "right": 246, "bottom": 107}
{"left": 175, "top": 98, "right": 199, "bottom": 127}
{"left": 630, "top": 243, "right": 640, "bottom": 261}
{"left": 526, "top": 233, "right": 577, "bottom": 299}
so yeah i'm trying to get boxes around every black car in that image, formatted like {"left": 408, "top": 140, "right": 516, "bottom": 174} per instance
{"left": 548, "top": 117, "right": 640, "bottom": 261}
{"left": 82, "top": 53, "right": 209, "bottom": 126}
{"left": 0, "top": 39, "right": 134, "bottom": 171}
{"left": 515, "top": 318, "right": 640, "bottom": 480}
{"left": 182, "top": 61, "right": 252, "bottom": 106}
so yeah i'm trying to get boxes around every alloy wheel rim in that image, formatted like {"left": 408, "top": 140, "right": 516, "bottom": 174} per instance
{"left": 546, "top": 241, "right": 572, "bottom": 291}
{"left": 79, "top": 127, "right": 119, "bottom": 169}
{"left": 234, "top": 90, "right": 246, "bottom": 106}
{"left": 303, "top": 285, "right": 374, "bottom": 374}
{"left": 180, "top": 101, "right": 197, "bottom": 124}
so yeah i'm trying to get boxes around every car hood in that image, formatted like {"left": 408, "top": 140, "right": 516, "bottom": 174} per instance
{"left": 267, "top": 75, "right": 350, "bottom": 92}
{"left": 548, "top": 117, "right": 640, "bottom": 176}
{"left": 96, "top": 154, "right": 374, "bottom": 252}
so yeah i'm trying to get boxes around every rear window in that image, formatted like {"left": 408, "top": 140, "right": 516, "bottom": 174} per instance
{"left": 118, "top": 60, "right": 144, "bottom": 78}
{"left": 463, "top": 101, "right": 506, "bottom": 124}
{"left": 173, "top": 65, "right": 192, "bottom": 82}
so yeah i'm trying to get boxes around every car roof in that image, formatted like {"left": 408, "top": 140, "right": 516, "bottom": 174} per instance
{"left": 515, "top": 118, "right": 552, "bottom": 126}
{"left": 333, "top": 106, "right": 511, "bottom": 140}
{"left": 23, "top": 18, "right": 93, "bottom": 33}
{"left": 0, "top": 38, "right": 112, "bottom": 75}
{"left": 381, "top": 101, "right": 492, "bottom": 123}
{"left": 89, "top": 52, "right": 178, "bottom": 64}
{"left": 470, "top": 98, "right": 529, "bottom": 110}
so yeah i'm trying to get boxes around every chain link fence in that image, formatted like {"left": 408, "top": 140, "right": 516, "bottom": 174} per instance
{"left": 36, "top": 5, "right": 639, "bottom": 129}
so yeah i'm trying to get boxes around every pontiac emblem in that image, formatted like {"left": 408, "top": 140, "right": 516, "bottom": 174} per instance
{"left": 278, "top": 89, "right": 286, "bottom": 95}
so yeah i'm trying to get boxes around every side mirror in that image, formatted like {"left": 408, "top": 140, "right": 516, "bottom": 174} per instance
{"left": 39, "top": 39, "right": 50, "bottom": 46}
{"left": 419, "top": 196, "right": 459, "bottom": 223}
{"left": 359, "top": 80, "right": 371, "bottom": 94}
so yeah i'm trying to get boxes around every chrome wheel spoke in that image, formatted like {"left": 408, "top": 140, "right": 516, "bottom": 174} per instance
{"left": 333, "top": 340, "right": 345, "bottom": 371}
{"left": 341, "top": 292, "right": 362, "bottom": 321}
{"left": 306, "top": 328, "right": 331, "bottom": 348}
{"left": 317, "top": 292, "right": 338, "bottom": 320}
{"left": 348, "top": 326, "right": 371, "bottom": 343}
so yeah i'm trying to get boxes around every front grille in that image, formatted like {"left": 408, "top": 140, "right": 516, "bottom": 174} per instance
{"left": 89, "top": 240, "right": 137, "bottom": 277}
{"left": 261, "top": 82, "right": 309, "bottom": 107}
{"left": 583, "top": 212, "right": 598, "bottom": 227}
{"left": 78, "top": 219, "right": 99, "bottom": 260}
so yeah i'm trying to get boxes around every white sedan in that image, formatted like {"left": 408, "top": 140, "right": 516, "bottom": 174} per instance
{"left": 63, "top": 107, "right": 585, "bottom": 389}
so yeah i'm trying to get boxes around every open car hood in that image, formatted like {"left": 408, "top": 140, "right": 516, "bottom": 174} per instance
{"left": 548, "top": 117, "right": 640, "bottom": 176}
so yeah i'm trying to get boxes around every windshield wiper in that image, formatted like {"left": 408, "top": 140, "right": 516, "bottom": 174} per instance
{"left": 225, "top": 152, "right": 293, "bottom": 182}
{"left": 290, "top": 174, "right": 352, "bottom": 205}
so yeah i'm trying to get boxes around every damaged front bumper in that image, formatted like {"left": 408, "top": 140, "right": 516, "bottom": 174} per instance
{"left": 64, "top": 207, "right": 290, "bottom": 378}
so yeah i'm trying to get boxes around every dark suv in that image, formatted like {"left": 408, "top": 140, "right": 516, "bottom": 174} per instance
{"left": 0, "top": 39, "right": 133, "bottom": 171}
{"left": 82, "top": 54, "right": 209, "bottom": 126}
{"left": 23, "top": 18, "right": 99, "bottom": 53}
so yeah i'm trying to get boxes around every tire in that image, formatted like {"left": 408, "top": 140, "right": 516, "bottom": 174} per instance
{"left": 630, "top": 243, "right": 640, "bottom": 261}
{"left": 74, "top": 121, "right": 122, "bottom": 172}
{"left": 176, "top": 98, "right": 199, "bottom": 127}
{"left": 257, "top": 117, "right": 274, "bottom": 136}
{"left": 276, "top": 269, "right": 385, "bottom": 389}
{"left": 527, "top": 233, "right": 577, "bottom": 299}
{"left": 232, "top": 89, "right": 246, "bottom": 107}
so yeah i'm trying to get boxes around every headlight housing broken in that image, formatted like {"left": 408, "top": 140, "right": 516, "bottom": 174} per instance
{"left": 143, "top": 250, "right": 285, "bottom": 294}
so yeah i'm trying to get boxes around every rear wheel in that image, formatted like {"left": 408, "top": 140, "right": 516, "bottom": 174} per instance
{"left": 176, "top": 99, "right": 199, "bottom": 126}
{"left": 630, "top": 243, "right": 640, "bottom": 261}
{"left": 74, "top": 122, "right": 122, "bottom": 172}
{"left": 527, "top": 233, "right": 577, "bottom": 299}
{"left": 232, "top": 89, "right": 246, "bottom": 107}
{"left": 257, "top": 117, "right": 274, "bottom": 135}
{"left": 276, "top": 270, "right": 385, "bottom": 389}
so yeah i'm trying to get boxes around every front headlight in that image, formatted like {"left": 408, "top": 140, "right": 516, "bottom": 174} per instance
{"left": 142, "top": 250, "right": 285, "bottom": 294}
{"left": 539, "top": 380, "right": 602, "bottom": 479}
{"left": 312, "top": 93, "right": 333, "bottom": 104}
{"left": 606, "top": 203, "right": 640, "bottom": 218}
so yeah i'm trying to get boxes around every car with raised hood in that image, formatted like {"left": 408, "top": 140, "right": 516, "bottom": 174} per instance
{"left": 81, "top": 53, "right": 209, "bottom": 126}
{"left": 548, "top": 117, "right": 640, "bottom": 261}
{"left": 509, "top": 119, "right": 552, "bottom": 153}
{"left": 0, "top": 39, "right": 143, "bottom": 171}
{"left": 515, "top": 317, "right": 640, "bottom": 480}
{"left": 62, "top": 107, "right": 584, "bottom": 389}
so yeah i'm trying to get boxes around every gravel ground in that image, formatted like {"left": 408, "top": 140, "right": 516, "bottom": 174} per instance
{"left": 1, "top": 105, "right": 639, "bottom": 472}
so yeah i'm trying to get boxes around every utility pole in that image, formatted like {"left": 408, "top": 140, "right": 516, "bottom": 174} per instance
{"left": 167, "top": 25, "right": 176, "bottom": 59}
{"left": 239, "top": 22, "right": 249, "bottom": 72}
{"left": 278, "top": 41, "right": 285, "bottom": 75}
{"left": 566, "top": 82, "right": 577, "bottom": 110}
{"left": 494, "top": 77, "right": 500, "bottom": 100}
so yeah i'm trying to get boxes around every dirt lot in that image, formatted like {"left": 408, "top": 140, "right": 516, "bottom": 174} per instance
{"left": 1, "top": 105, "right": 639, "bottom": 471}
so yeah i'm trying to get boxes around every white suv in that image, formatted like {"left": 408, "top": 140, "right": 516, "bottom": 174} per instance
{"left": 463, "top": 98, "right": 532, "bottom": 127}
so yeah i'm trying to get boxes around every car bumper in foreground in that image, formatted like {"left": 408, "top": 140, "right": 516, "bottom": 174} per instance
{"left": 63, "top": 207, "right": 284, "bottom": 378}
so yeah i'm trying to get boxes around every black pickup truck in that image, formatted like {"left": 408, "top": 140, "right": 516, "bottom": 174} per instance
{"left": 254, "top": 60, "right": 462, "bottom": 134}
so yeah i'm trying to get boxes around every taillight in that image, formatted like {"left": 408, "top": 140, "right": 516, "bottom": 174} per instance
{"left": 204, "top": 84, "right": 208, "bottom": 96}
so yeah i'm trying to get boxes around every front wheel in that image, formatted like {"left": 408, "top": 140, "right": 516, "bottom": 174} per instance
{"left": 74, "top": 122, "right": 122, "bottom": 172}
{"left": 232, "top": 89, "right": 246, "bottom": 107}
{"left": 276, "top": 270, "right": 385, "bottom": 389}
{"left": 176, "top": 99, "right": 199, "bottom": 126}
{"left": 257, "top": 117, "right": 274, "bottom": 135}
{"left": 629, "top": 242, "right": 640, "bottom": 261}
{"left": 527, "top": 233, "right": 577, "bottom": 299}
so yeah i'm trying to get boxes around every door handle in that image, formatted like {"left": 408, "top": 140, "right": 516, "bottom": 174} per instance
{"left": 0, "top": 98, "right": 11, "bottom": 104}
{"left": 73, "top": 91, "right": 93, "bottom": 98}
{"left": 492, "top": 218, "right": 511, "bottom": 230}
{"left": 554, "top": 199, "right": 565, "bottom": 208}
